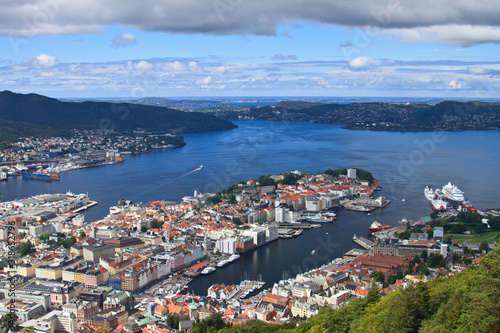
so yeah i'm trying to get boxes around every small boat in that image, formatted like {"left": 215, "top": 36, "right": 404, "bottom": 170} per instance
{"left": 311, "top": 250, "right": 315, "bottom": 254}
{"left": 201, "top": 266, "right": 216, "bottom": 274}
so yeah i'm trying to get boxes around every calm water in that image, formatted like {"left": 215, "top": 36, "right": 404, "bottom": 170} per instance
{"left": 1, "top": 120, "right": 499, "bottom": 294}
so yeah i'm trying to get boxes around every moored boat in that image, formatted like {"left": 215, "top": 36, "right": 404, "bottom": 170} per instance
{"left": 201, "top": 266, "right": 216, "bottom": 274}
{"left": 368, "top": 221, "right": 393, "bottom": 232}
{"left": 424, "top": 186, "right": 436, "bottom": 201}
{"left": 442, "top": 182, "right": 465, "bottom": 202}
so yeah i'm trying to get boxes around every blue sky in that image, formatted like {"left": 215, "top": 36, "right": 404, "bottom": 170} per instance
{"left": 0, "top": 0, "right": 499, "bottom": 98}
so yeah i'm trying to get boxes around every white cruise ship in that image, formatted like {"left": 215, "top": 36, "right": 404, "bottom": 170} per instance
{"left": 442, "top": 182, "right": 465, "bottom": 202}
{"left": 424, "top": 186, "right": 435, "bottom": 201}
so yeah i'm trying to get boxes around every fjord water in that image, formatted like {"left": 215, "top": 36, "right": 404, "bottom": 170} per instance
{"left": 2, "top": 120, "right": 499, "bottom": 294}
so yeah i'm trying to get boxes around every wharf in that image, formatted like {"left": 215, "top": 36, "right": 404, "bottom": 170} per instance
{"left": 371, "top": 227, "right": 397, "bottom": 241}
{"left": 72, "top": 201, "right": 98, "bottom": 213}
{"left": 278, "top": 223, "right": 319, "bottom": 229}
{"left": 352, "top": 235, "right": 375, "bottom": 250}
{"left": 344, "top": 248, "right": 369, "bottom": 258}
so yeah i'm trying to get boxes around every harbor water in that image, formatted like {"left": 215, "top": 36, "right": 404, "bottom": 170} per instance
{"left": 1, "top": 120, "right": 499, "bottom": 294}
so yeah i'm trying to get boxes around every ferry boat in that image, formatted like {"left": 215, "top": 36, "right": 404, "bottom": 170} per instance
{"left": 442, "top": 182, "right": 465, "bottom": 202}
{"left": 201, "top": 266, "right": 216, "bottom": 275}
{"left": 368, "top": 221, "right": 393, "bottom": 232}
{"left": 431, "top": 199, "right": 448, "bottom": 211}
{"left": 300, "top": 211, "right": 336, "bottom": 222}
{"left": 424, "top": 186, "right": 436, "bottom": 201}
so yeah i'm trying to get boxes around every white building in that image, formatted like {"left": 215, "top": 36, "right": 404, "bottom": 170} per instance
{"left": 216, "top": 238, "right": 237, "bottom": 254}
{"left": 347, "top": 168, "right": 356, "bottom": 179}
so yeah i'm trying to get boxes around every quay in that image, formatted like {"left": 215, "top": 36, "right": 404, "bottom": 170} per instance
{"left": 352, "top": 235, "right": 375, "bottom": 250}
{"left": 371, "top": 227, "right": 398, "bottom": 241}
{"left": 278, "top": 222, "right": 319, "bottom": 229}
{"left": 72, "top": 200, "right": 98, "bottom": 213}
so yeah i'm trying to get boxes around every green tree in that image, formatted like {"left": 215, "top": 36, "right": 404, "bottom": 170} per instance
{"left": 366, "top": 285, "right": 381, "bottom": 304}
{"left": 428, "top": 254, "right": 445, "bottom": 268}
{"left": 420, "top": 250, "right": 428, "bottom": 262}
{"left": 150, "top": 219, "right": 160, "bottom": 229}
{"left": 387, "top": 274, "right": 397, "bottom": 285}
{"left": 2, "top": 312, "right": 18, "bottom": 332}
{"left": 18, "top": 240, "right": 35, "bottom": 257}
{"left": 38, "top": 233, "right": 50, "bottom": 242}
{"left": 480, "top": 241, "right": 489, "bottom": 252}
{"left": 140, "top": 226, "right": 147, "bottom": 233}
{"left": 255, "top": 175, "right": 276, "bottom": 186}
{"left": 228, "top": 194, "right": 237, "bottom": 204}
{"left": 396, "top": 270, "right": 404, "bottom": 280}
{"left": 370, "top": 270, "right": 385, "bottom": 285}
{"left": 80, "top": 231, "right": 86, "bottom": 238}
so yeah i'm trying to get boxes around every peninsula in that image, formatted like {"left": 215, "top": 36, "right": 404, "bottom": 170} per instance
{"left": 215, "top": 100, "right": 500, "bottom": 131}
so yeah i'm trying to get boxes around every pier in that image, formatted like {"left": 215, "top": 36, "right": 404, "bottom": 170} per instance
{"left": 278, "top": 222, "right": 319, "bottom": 229}
{"left": 352, "top": 235, "right": 375, "bottom": 250}
{"left": 72, "top": 200, "right": 98, "bottom": 213}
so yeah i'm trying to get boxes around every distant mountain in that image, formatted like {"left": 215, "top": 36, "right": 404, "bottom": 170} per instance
{"left": 0, "top": 90, "right": 237, "bottom": 132}
{"left": 215, "top": 100, "right": 500, "bottom": 131}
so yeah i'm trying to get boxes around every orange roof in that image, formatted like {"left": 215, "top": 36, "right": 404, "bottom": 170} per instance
{"left": 223, "top": 308, "right": 235, "bottom": 316}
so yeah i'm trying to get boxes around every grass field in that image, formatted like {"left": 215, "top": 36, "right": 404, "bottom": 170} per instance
{"left": 449, "top": 231, "right": 500, "bottom": 244}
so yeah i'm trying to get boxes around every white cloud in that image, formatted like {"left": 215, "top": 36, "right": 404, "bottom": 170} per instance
{"left": 449, "top": 80, "right": 463, "bottom": 89}
{"left": 271, "top": 54, "right": 298, "bottom": 61}
{"left": 0, "top": 1, "right": 499, "bottom": 46}
{"left": 195, "top": 76, "right": 212, "bottom": 85}
{"left": 32, "top": 54, "right": 59, "bottom": 68}
{"left": 467, "top": 67, "right": 495, "bottom": 75}
{"left": 349, "top": 56, "right": 381, "bottom": 69}
{"left": 383, "top": 25, "right": 500, "bottom": 47}
{"left": 134, "top": 60, "right": 153, "bottom": 70}
{"left": 2, "top": 56, "right": 500, "bottom": 97}
{"left": 112, "top": 32, "right": 137, "bottom": 47}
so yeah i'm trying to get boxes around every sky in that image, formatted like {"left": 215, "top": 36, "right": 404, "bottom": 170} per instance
{"left": 0, "top": 0, "right": 499, "bottom": 99}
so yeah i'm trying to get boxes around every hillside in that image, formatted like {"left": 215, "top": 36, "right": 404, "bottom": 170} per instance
{"left": 190, "top": 246, "right": 500, "bottom": 333}
{"left": 0, "top": 90, "right": 237, "bottom": 133}
{"left": 215, "top": 101, "right": 500, "bottom": 131}
{"left": 0, "top": 118, "right": 70, "bottom": 149}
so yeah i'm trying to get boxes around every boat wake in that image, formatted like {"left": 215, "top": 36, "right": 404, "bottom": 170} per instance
{"left": 175, "top": 165, "right": 204, "bottom": 180}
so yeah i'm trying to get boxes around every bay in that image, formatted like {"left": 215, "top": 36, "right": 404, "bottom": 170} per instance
{"left": 1, "top": 120, "right": 499, "bottom": 295}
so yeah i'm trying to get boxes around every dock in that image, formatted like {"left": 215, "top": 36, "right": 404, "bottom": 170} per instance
{"left": 352, "top": 235, "right": 375, "bottom": 250}
{"left": 72, "top": 200, "right": 98, "bottom": 213}
{"left": 278, "top": 222, "right": 319, "bottom": 229}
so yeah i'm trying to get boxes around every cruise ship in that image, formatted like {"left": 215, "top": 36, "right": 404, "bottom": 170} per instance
{"left": 424, "top": 186, "right": 436, "bottom": 201}
{"left": 442, "top": 182, "right": 465, "bottom": 202}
